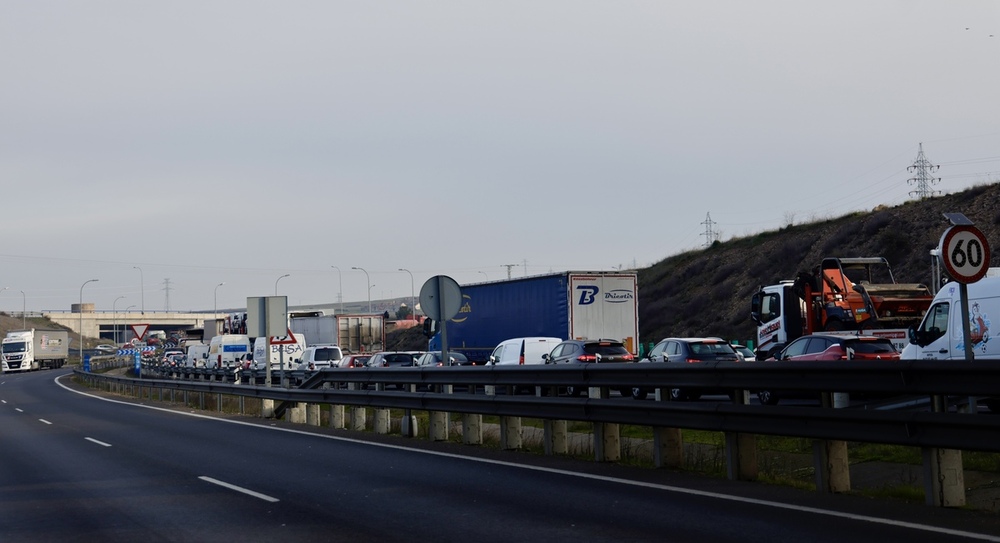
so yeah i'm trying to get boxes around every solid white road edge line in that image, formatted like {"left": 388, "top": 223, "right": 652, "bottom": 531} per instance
{"left": 55, "top": 374, "right": 1000, "bottom": 543}
{"left": 15, "top": 408, "right": 23, "bottom": 412}
{"left": 39, "top": 419, "right": 52, "bottom": 425}
{"left": 85, "top": 437, "right": 112, "bottom": 447}
{"left": 199, "top": 476, "right": 280, "bottom": 503}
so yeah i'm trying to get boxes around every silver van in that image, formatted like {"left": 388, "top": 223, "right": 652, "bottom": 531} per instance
{"left": 488, "top": 337, "right": 562, "bottom": 366}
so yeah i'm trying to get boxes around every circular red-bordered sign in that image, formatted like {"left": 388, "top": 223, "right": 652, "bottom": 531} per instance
{"left": 939, "top": 225, "right": 991, "bottom": 284}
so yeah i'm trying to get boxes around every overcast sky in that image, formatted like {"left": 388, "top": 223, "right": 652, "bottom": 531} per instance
{"left": 2, "top": 1, "right": 999, "bottom": 314}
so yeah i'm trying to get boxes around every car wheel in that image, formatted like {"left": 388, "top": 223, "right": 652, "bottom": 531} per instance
{"left": 566, "top": 385, "right": 583, "bottom": 397}
{"left": 758, "top": 390, "right": 779, "bottom": 405}
{"left": 668, "top": 388, "right": 685, "bottom": 401}
{"left": 630, "top": 387, "right": 647, "bottom": 400}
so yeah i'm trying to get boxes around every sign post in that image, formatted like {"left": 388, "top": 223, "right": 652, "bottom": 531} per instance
{"left": 416, "top": 276, "right": 462, "bottom": 440}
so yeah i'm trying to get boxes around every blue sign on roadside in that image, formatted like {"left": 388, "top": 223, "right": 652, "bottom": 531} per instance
{"left": 83, "top": 354, "right": 90, "bottom": 373}
{"left": 134, "top": 352, "right": 141, "bottom": 378}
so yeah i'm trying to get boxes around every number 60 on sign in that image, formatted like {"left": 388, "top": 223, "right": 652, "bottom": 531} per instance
{"left": 939, "top": 224, "right": 991, "bottom": 284}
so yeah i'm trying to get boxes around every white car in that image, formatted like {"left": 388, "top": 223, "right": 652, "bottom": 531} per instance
{"left": 95, "top": 344, "right": 118, "bottom": 353}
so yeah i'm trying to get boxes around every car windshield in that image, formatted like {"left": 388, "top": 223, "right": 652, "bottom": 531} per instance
{"left": 314, "top": 348, "right": 342, "bottom": 361}
{"left": 583, "top": 343, "right": 628, "bottom": 355}
{"left": 690, "top": 342, "right": 736, "bottom": 355}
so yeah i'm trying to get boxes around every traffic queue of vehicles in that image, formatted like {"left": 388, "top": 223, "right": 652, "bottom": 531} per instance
{"left": 66, "top": 261, "right": 1000, "bottom": 411}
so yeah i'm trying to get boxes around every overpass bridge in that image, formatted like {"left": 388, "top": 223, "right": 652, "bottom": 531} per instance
{"left": 42, "top": 300, "right": 382, "bottom": 344}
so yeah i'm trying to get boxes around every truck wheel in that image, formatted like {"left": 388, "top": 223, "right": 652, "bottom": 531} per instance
{"left": 824, "top": 319, "right": 845, "bottom": 331}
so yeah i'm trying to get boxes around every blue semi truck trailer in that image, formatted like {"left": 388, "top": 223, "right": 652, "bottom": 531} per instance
{"left": 426, "top": 271, "right": 639, "bottom": 363}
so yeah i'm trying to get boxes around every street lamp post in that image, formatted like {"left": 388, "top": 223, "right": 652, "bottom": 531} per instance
{"left": 214, "top": 282, "right": 225, "bottom": 315}
{"left": 113, "top": 295, "right": 125, "bottom": 345}
{"left": 133, "top": 266, "right": 144, "bottom": 315}
{"left": 275, "top": 274, "right": 290, "bottom": 296}
{"left": 124, "top": 305, "right": 136, "bottom": 344}
{"left": 19, "top": 290, "right": 26, "bottom": 329}
{"left": 398, "top": 268, "right": 414, "bottom": 320}
{"left": 352, "top": 267, "right": 371, "bottom": 313}
{"left": 79, "top": 279, "right": 98, "bottom": 362}
{"left": 330, "top": 266, "right": 343, "bottom": 314}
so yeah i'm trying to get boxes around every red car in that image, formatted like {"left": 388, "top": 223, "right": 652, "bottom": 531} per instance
{"left": 338, "top": 354, "right": 371, "bottom": 368}
{"left": 758, "top": 333, "right": 899, "bottom": 405}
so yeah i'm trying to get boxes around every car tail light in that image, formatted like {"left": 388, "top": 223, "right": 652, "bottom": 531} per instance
{"left": 576, "top": 354, "right": 597, "bottom": 362}
{"left": 684, "top": 358, "right": 702, "bottom": 363}
{"left": 519, "top": 355, "right": 524, "bottom": 365}
{"left": 623, "top": 353, "right": 634, "bottom": 361}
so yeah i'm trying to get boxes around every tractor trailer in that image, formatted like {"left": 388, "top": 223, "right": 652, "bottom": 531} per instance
{"left": 425, "top": 271, "right": 639, "bottom": 363}
{"left": 1, "top": 329, "right": 70, "bottom": 372}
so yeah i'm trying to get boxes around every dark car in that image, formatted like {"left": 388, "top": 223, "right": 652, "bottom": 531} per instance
{"left": 631, "top": 337, "right": 740, "bottom": 401}
{"left": 542, "top": 339, "right": 634, "bottom": 396}
{"left": 366, "top": 351, "right": 423, "bottom": 368}
{"left": 757, "top": 333, "right": 899, "bottom": 405}
{"left": 415, "top": 351, "right": 472, "bottom": 367}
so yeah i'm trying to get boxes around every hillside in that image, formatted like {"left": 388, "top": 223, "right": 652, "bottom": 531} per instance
{"left": 388, "top": 183, "right": 1000, "bottom": 351}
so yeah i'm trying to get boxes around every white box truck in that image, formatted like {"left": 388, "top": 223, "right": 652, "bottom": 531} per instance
{"left": 1, "top": 329, "right": 70, "bottom": 372}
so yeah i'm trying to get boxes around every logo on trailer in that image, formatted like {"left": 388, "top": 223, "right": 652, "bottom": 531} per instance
{"left": 577, "top": 286, "right": 600, "bottom": 305}
{"left": 604, "top": 289, "right": 634, "bottom": 303}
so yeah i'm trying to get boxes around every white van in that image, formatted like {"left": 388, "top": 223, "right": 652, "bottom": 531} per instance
{"left": 488, "top": 337, "right": 562, "bottom": 366}
{"left": 250, "top": 333, "right": 308, "bottom": 371}
{"left": 185, "top": 343, "right": 210, "bottom": 368}
{"left": 903, "top": 277, "right": 1000, "bottom": 360}
{"left": 207, "top": 334, "right": 252, "bottom": 369}
{"left": 298, "top": 344, "right": 344, "bottom": 371}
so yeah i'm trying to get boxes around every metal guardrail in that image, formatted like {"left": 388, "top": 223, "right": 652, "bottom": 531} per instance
{"left": 76, "top": 360, "right": 1000, "bottom": 453}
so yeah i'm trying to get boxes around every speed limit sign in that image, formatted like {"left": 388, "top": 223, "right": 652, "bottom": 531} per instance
{"left": 939, "top": 224, "right": 991, "bottom": 284}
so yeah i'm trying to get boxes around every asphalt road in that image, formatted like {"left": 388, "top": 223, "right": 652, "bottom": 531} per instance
{"left": 1, "top": 369, "right": 998, "bottom": 542}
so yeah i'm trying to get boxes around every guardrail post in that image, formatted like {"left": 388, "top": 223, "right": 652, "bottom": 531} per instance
{"left": 500, "top": 415, "right": 522, "bottom": 450}
{"left": 725, "top": 389, "right": 757, "bottom": 481}
{"left": 653, "top": 387, "right": 684, "bottom": 468}
{"left": 923, "top": 395, "right": 966, "bottom": 507}
{"left": 349, "top": 382, "right": 366, "bottom": 431}
{"left": 262, "top": 399, "right": 275, "bottom": 418}
{"left": 813, "top": 392, "right": 849, "bottom": 492}
{"left": 543, "top": 419, "right": 568, "bottom": 455}
{"left": 462, "top": 384, "right": 482, "bottom": 445}
{"left": 400, "top": 383, "right": 417, "bottom": 437}
{"left": 331, "top": 404, "right": 346, "bottom": 429}
{"left": 591, "top": 386, "right": 621, "bottom": 462}
{"left": 306, "top": 404, "right": 320, "bottom": 426}
{"left": 373, "top": 383, "right": 390, "bottom": 434}
{"left": 289, "top": 403, "right": 306, "bottom": 423}
{"left": 430, "top": 384, "right": 451, "bottom": 441}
